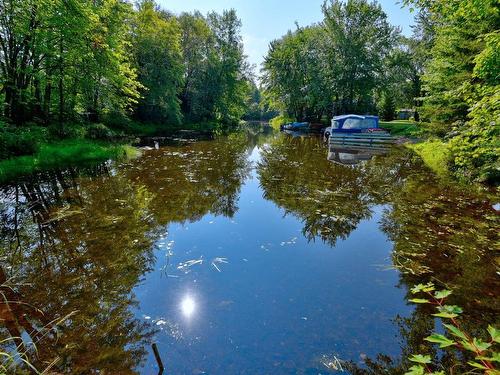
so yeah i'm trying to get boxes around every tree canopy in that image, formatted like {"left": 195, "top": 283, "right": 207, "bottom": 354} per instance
{"left": 0, "top": 0, "right": 252, "bottom": 127}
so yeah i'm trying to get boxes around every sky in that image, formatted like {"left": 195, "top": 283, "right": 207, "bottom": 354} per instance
{"left": 157, "top": 0, "right": 415, "bottom": 74}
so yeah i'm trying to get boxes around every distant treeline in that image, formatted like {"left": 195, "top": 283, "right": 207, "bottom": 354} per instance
{"left": 0, "top": 0, "right": 256, "bottom": 127}
{"left": 262, "top": 0, "right": 499, "bottom": 183}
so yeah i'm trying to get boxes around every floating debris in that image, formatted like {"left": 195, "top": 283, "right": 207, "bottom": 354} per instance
{"left": 321, "top": 354, "right": 345, "bottom": 371}
{"left": 211, "top": 257, "right": 229, "bottom": 272}
{"left": 177, "top": 258, "right": 204, "bottom": 273}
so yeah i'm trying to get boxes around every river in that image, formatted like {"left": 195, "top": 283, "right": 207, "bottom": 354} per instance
{"left": 0, "top": 125, "right": 498, "bottom": 374}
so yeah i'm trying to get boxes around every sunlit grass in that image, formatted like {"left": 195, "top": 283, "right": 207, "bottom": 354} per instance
{"left": 0, "top": 140, "right": 137, "bottom": 183}
{"left": 379, "top": 120, "right": 422, "bottom": 137}
{"left": 408, "top": 139, "right": 450, "bottom": 177}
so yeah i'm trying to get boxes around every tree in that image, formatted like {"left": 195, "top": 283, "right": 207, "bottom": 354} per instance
{"left": 178, "top": 11, "right": 217, "bottom": 122}
{"left": 404, "top": 0, "right": 500, "bottom": 183}
{"left": 132, "top": 0, "right": 183, "bottom": 125}
{"left": 207, "top": 9, "right": 250, "bottom": 124}
{"left": 322, "top": 0, "right": 397, "bottom": 114}
{"left": 0, "top": 0, "right": 141, "bottom": 125}
{"left": 262, "top": 0, "right": 398, "bottom": 121}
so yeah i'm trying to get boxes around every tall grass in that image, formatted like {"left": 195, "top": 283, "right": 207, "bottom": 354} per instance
{"left": 0, "top": 278, "right": 75, "bottom": 374}
{"left": 0, "top": 140, "right": 138, "bottom": 183}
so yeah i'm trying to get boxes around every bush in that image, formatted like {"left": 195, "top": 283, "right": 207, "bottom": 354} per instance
{"left": 85, "top": 123, "right": 116, "bottom": 140}
{"left": 101, "top": 111, "right": 132, "bottom": 131}
{"left": 269, "top": 114, "right": 295, "bottom": 129}
{"left": 0, "top": 126, "right": 48, "bottom": 159}
{"left": 48, "top": 123, "right": 86, "bottom": 139}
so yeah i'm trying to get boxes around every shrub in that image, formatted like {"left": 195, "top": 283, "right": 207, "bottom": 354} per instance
{"left": 101, "top": 111, "right": 132, "bottom": 131}
{"left": 48, "top": 123, "right": 86, "bottom": 139}
{"left": 269, "top": 114, "right": 295, "bottom": 129}
{"left": 85, "top": 123, "right": 116, "bottom": 140}
{"left": 0, "top": 126, "right": 48, "bottom": 159}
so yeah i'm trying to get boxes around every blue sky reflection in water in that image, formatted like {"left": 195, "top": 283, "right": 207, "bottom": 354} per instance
{"left": 1, "top": 127, "right": 497, "bottom": 374}
{"left": 134, "top": 140, "right": 412, "bottom": 374}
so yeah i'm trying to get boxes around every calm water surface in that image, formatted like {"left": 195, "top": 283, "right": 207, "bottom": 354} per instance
{"left": 0, "top": 126, "right": 498, "bottom": 374}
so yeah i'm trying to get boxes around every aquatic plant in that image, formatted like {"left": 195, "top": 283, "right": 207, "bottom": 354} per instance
{"left": 0, "top": 278, "right": 76, "bottom": 374}
{"left": 406, "top": 282, "right": 499, "bottom": 375}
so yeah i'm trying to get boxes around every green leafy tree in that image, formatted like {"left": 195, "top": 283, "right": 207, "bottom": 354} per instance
{"left": 404, "top": 0, "right": 499, "bottom": 183}
{"left": 132, "top": 0, "right": 183, "bottom": 125}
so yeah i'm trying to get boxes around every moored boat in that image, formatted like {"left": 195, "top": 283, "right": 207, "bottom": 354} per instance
{"left": 324, "top": 114, "right": 382, "bottom": 138}
{"left": 280, "top": 122, "right": 309, "bottom": 131}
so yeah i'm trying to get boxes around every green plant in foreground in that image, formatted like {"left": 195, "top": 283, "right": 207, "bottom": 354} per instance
{"left": 406, "top": 282, "right": 499, "bottom": 375}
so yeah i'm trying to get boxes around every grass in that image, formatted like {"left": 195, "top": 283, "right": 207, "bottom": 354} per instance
{"left": 408, "top": 139, "right": 451, "bottom": 177}
{"left": 0, "top": 139, "right": 138, "bottom": 183}
{"left": 379, "top": 120, "right": 423, "bottom": 137}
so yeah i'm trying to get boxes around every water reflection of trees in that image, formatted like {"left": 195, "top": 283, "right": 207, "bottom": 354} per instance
{"left": 257, "top": 135, "right": 412, "bottom": 246}
{"left": 124, "top": 134, "right": 250, "bottom": 224}
{"left": 355, "top": 162, "right": 498, "bottom": 373}
{"left": 258, "top": 135, "right": 499, "bottom": 372}
{"left": 0, "top": 135, "right": 250, "bottom": 373}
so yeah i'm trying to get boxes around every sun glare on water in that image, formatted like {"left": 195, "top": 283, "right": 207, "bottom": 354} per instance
{"left": 181, "top": 296, "right": 196, "bottom": 318}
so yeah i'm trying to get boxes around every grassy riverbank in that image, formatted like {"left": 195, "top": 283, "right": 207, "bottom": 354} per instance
{"left": 0, "top": 139, "right": 138, "bottom": 183}
{"left": 0, "top": 119, "right": 229, "bottom": 183}
{"left": 379, "top": 120, "right": 452, "bottom": 178}
{"left": 379, "top": 120, "right": 422, "bottom": 137}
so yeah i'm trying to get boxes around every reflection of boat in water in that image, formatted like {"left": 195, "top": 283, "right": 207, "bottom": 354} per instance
{"left": 327, "top": 144, "right": 390, "bottom": 165}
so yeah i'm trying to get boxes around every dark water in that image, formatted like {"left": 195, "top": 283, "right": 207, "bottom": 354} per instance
{"left": 0, "top": 125, "right": 498, "bottom": 374}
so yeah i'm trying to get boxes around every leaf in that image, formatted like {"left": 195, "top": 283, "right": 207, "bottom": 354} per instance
{"left": 409, "top": 354, "right": 432, "bottom": 364}
{"left": 488, "top": 326, "right": 500, "bottom": 343}
{"left": 461, "top": 340, "right": 477, "bottom": 352}
{"left": 411, "top": 283, "right": 435, "bottom": 294}
{"left": 425, "top": 334, "right": 456, "bottom": 348}
{"left": 409, "top": 298, "right": 430, "bottom": 304}
{"left": 473, "top": 338, "right": 492, "bottom": 352}
{"left": 433, "top": 312, "right": 458, "bottom": 319}
{"left": 434, "top": 290, "right": 452, "bottom": 299}
{"left": 434, "top": 305, "right": 462, "bottom": 318}
{"left": 430, "top": 372, "right": 446, "bottom": 375}
{"left": 405, "top": 365, "right": 425, "bottom": 375}
{"left": 443, "top": 324, "right": 468, "bottom": 340}
{"left": 468, "top": 361, "right": 488, "bottom": 370}
{"left": 477, "top": 352, "right": 500, "bottom": 362}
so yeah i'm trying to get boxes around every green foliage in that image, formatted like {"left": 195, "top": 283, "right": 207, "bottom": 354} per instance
{"left": 0, "top": 140, "right": 135, "bottom": 183}
{"left": 132, "top": 0, "right": 183, "bottom": 124}
{"left": 408, "top": 140, "right": 450, "bottom": 178}
{"left": 0, "top": 0, "right": 251, "bottom": 142}
{"left": 379, "top": 91, "right": 396, "bottom": 121}
{"left": 0, "top": 126, "right": 48, "bottom": 159}
{"left": 404, "top": 0, "right": 500, "bottom": 184}
{"left": 85, "top": 123, "right": 116, "bottom": 141}
{"left": 269, "top": 114, "right": 296, "bottom": 129}
{"left": 380, "top": 120, "right": 423, "bottom": 137}
{"left": 407, "top": 282, "right": 499, "bottom": 374}
{"left": 48, "top": 123, "right": 86, "bottom": 140}
{"left": 262, "top": 0, "right": 397, "bottom": 120}
{"left": 448, "top": 85, "right": 500, "bottom": 184}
